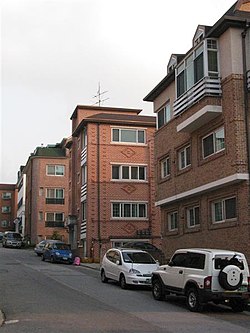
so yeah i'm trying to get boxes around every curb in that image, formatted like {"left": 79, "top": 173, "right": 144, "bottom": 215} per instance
{"left": 0, "top": 310, "right": 5, "bottom": 327}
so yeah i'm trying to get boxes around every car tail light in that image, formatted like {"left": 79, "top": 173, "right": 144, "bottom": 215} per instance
{"left": 204, "top": 276, "right": 212, "bottom": 289}
{"left": 248, "top": 276, "right": 250, "bottom": 292}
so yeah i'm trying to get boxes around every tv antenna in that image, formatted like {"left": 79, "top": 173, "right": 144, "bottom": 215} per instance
{"left": 92, "top": 82, "right": 109, "bottom": 106}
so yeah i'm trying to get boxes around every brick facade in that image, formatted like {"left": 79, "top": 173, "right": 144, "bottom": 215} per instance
{"left": 0, "top": 184, "right": 17, "bottom": 232}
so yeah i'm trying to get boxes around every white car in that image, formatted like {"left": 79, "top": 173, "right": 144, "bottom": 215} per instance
{"left": 152, "top": 248, "right": 250, "bottom": 312}
{"left": 100, "top": 248, "right": 159, "bottom": 289}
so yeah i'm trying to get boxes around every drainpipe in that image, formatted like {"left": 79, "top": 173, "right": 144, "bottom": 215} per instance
{"left": 97, "top": 123, "right": 101, "bottom": 260}
{"left": 242, "top": 21, "right": 250, "bottom": 176}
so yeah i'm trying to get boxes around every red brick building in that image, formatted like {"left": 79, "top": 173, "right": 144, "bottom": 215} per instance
{"left": 23, "top": 142, "right": 69, "bottom": 244}
{"left": 144, "top": 1, "right": 250, "bottom": 261}
{"left": 0, "top": 184, "right": 17, "bottom": 232}
{"left": 67, "top": 105, "right": 160, "bottom": 261}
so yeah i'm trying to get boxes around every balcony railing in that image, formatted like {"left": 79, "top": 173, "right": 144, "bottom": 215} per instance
{"left": 81, "top": 146, "right": 87, "bottom": 164}
{"left": 81, "top": 220, "right": 86, "bottom": 238}
{"left": 247, "top": 70, "right": 250, "bottom": 91}
{"left": 45, "top": 221, "right": 65, "bottom": 228}
{"left": 81, "top": 183, "right": 87, "bottom": 199}
{"left": 46, "top": 198, "right": 65, "bottom": 204}
{"left": 173, "top": 76, "right": 222, "bottom": 116}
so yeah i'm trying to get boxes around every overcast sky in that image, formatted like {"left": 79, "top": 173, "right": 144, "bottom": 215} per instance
{"left": 1, "top": 0, "right": 236, "bottom": 184}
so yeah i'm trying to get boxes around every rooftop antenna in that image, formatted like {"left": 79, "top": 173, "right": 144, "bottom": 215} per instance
{"left": 92, "top": 82, "right": 109, "bottom": 106}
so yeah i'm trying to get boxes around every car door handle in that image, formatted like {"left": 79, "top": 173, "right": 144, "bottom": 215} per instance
{"left": 179, "top": 270, "right": 183, "bottom": 274}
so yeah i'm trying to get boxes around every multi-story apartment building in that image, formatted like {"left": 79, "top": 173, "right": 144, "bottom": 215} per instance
{"left": 67, "top": 105, "right": 159, "bottom": 261}
{"left": 15, "top": 166, "right": 26, "bottom": 236}
{"left": 0, "top": 184, "right": 17, "bottom": 232}
{"left": 23, "top": 142, "right": 69, "bottom": 244}
{"left": 144, "top": 0, "right": 250, "bottom": 260}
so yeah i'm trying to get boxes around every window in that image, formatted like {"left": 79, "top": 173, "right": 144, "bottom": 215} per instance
{"left": 2, "top": 206, "right": 11, "bottom": 213}
{"left": 47, "top": 165, "right": 65, "bottom": 176}
{"left": 187, "top": 206, "right": 200, "bottom": 227}
{"left": 81, "top": 127, "right": 87, "bottom": 149}
{"left": 112, "top": 128, "right": 145, "bottom": 144}
{"left": 2, "top": 192, "right": 11, "bottom": 199}
{"left": 111, "top": 202, "right": 147, "bottom": 219}
{"left": 168, "top": 211, "right": 178, "bottom": 231}
{"left": 82, "top": 164, "right": 87, "bottom": 184}
{"left": 212, "top": 197, "right": 236, "bottom": 223}
{"left": 38, "top": 212, "right": 43, "bottom": 221}
{"left": 46, "top": 188, "right": 64, "bottom": 204}
{"left": 112, "top": 165, "right": 146, "bottom": 181}
{"left": 178, "top": 145, "right": 191, "bottom": 170}
{"left": 203, "top": 127, "right": 225, "bottom": 158}
{"left": 176, "top": 39, "right": 218, "bottom": 98}
{"left": 157, "top": 103, "right": 171, "bottom": 129}
{"left": 82, "top": 201, "right": 86, "bottom": 221}
{"left": 160, "top": 157, "right": 170, "bottom": 179}
{"left": 45, "top": 212, "right": 64, "bottom": 227}
{"left": 1, "top": 220, "right": 9, "bottom": 227}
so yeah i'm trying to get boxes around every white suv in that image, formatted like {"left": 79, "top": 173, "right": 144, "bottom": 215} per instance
{"left": 151, "top": 248, "right": 250, "bottom": 312}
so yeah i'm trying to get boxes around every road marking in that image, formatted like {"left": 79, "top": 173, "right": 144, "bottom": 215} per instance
{"left": 5, "top": 320, "right": 19, "bottom": 325}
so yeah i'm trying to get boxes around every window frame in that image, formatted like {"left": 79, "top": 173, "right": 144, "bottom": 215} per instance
{"left": 111, "top": 202, "right": 148, "bottom": 219}
{"left": 202, "top": 127, "right": 225, "bottom": 159}
{"left": 187, "top": 205, "right": 200, "bottom": 228}
{"left": 168, "top": 211, "right": 178, "bottom": 231}
{"left": 111, "top": 164, "right": 147, "bottom": 181}
{"left": 111, "top": 128, "right": 146, "bottom": 144}
{"left": 211, "top": 196, "right": 237, "bottom": 223}
{"left": 160, "top": 157, "right": 170, "bottom": 179}
{"left": 178, "top": 145, "right": 191, "bottom": 170}
{"left": 157, "top": 102, "right": 171, "bottom": 129}
{"left": 46, "top": 165, "right": 65, "bottom": 176}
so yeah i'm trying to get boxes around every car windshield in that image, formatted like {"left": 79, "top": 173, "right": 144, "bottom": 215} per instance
{"left": 53, "top": 243, "right": 70, "bottom": 250}
{"left": 122, "top": 252, "right": 155, "bottom": 264}
{"left": 8, "top": 233, "right": 22, "bottom": 240}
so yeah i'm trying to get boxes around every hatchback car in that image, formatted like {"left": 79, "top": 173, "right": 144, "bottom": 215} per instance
{"left": 41, "top": 241, "right": 73, "bottom": 264}
{"left": 2, "top": 232, "right": 22, "bottom": 248}
{"left": 100, "top": 248, "right": 159, "bottom": 289}
{"left": 122, "top": 241, "right": 166, "bottom": 264}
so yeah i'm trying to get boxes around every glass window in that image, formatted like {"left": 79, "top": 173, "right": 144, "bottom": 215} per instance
{"left": 111, "top": 202, "right": 147, "bottom": 219}
{"left": 203, "top": 127, "right": 225, "bottom": 158}
{"left": 157, "top": 103, "right": 171, "bottom": 129}
{"left": 122, "top": 166, "right": 129, "bottom": 179}
{"left": 2, "top": 206, "right": 11, "bottom": 213}
{"left": 2, "top": 192, "right": 11, "bottom": 199}
{"left": 112, "top": 165, "right": 146, "bottom": 181}
{"left": 212, "top": 197, "right": 236, "bottom": 223}
{"left": 112, "top": 128, "right": 145, "bottom": 144}
{"left": 168, "top": 211, "right": 178, "bottom": 231}
{"left": 47, "top": 165, "right": 65, "bottom": 176}
{"left": 82, "top": 201, "right": 87, "bottom": 221}
{"left": 187, "top": 206, "right": 200, "bottom": 227}
{"left": 112, "top": 165, "right": 119, "bottom": 179}
{"left": 161, "top": 157, "right": 170, "bottom": 179}
{"left": 179, "top": 145, "right": 191, "bottom": 170}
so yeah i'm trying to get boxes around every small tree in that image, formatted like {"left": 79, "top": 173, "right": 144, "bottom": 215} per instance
{"left": 51, "top": 231, "right": 61, "bottom": 240}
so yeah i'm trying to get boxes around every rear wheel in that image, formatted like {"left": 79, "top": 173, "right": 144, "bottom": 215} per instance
{"left": 41, "top": 254, "right": 45, "bottom": 261}
{"left": 186, "top": 288, "right": 203, "bottom": 312}
{"left": 152, "top": 278, "right": 165, "bottom": 301}
{"left": 50, "top": 256, "right": 55, "bottom": 263}
{"left": 120, "top": 274, "right": 127, "bottom": 289}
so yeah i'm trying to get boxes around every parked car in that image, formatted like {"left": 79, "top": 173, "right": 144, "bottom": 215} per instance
{"left": 122, "top": 241, "right": 165, "bottom": 264}
{"left": 151, "top": 248, "right": 250, "bottom": 312}
{"left": 0, "top": 232, "right": 4, "bottom": 243}
{"left": 41, "top": 240, "right": 73, "bottom": 264}
{"left": 2, "top": 232, "right": 22, "bottom": 248}
{"left": 34, "top": 239, "right": 52, "bottom": 256}
{"left": 100, "top": 248, "right": 159, "bottom": 289}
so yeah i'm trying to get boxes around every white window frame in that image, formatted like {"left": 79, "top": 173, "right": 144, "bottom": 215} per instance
{"left": 157, "top": 102, "right": 171, "bottom": 129}
{"left": 46, "top": 165, "right": 65, "bottom": 176}
{"left": 45, "top": 212, "right": 64, "bottom": 222}
{"left": 111, "top": 202, "right": 148, "bottom": 219}
{"left": 212, "top": 196, "right": 237, "bottom": 223}
{"left": 187, "top": 206, "right": 200, "bottom": 228}
{"left": 161, "top": 157, "right": 170, "bottom": 179}
{"left": 2, "top": 206, "right": 11, "bottom": 213}
{"left": 46, "top": 188, "right": 64, "bottom": 199}
{"left": 111, "top": 128, "right": 146, "bottom": 144}
{"left": 2, "top": 192, "right": 11, "bottom": 199}
{"left": 168, "top": 211, "right": 178, "bottom": 231}
{"left": 202, "top": 127, "right": 225, "bottom": 159}
{"left": 111, "top": 164, "right": 147, "bottom": 181}
{"left": 178, "top": 145, "right": 191, "bottom": 170}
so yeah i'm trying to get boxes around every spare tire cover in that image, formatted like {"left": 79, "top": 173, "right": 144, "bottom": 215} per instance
{"left": 218, "top": 265, "right": 243, "bottom": 291}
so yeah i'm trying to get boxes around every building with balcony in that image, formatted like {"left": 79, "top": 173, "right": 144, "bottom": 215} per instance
{"left": 144, "top": 0, "right": 250, "bottom": 260}
{"left": 15, "top": 166, "right": 26, "bottom": 236}
{"left": 23, "top": 142, "right": 69, "bottom": 244}
{"left": 0, "top": 184, "right": 17, "bottom": 232}
{"left": 67, "top": 105, "right": 160, "bottom": 261}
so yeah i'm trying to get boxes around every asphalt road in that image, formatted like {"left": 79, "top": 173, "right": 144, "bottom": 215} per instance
{"left": 0, "top": 247, "right": 250, "bottom": 333}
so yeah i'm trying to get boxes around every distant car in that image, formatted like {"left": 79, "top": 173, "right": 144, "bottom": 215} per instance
{"left": 41, "top": 240, "right": 73, "bottom": 264}
{"left": 34, "top": 239, "right": 51, "bottom": 256}
{"left": 122, "top": 241, "right": 165, "bottom": 264}
{"left": 2, "top": 232, "right": 22, "bottom": 248}
{"left": 100, "top": 248, "right": 159, "bottom": 289}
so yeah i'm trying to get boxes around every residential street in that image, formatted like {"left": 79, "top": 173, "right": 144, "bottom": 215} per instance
{"left": 0, "top": 248, "right": 250, "bottom": 333}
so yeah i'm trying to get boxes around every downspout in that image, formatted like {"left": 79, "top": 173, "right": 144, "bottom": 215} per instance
{"left": 242, "top": 21, "right": 250, "bottom": 176}
{"left": 97, "top": 123, "right": 101, "bottom": 260}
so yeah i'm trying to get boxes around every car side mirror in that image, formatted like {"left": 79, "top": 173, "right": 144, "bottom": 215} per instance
{"left": 116, "top": 260, "right": 121, "bottom": 265}
{"left": 168, "top": 261, "right": 174, "bottom": 267}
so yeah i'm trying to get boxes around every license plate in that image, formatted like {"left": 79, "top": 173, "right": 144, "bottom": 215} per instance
{"left": 238, "top": 285, "right": 248, "bottom": 292}
{"left": 63, "top": 257, "right": 68, "bottom": 260}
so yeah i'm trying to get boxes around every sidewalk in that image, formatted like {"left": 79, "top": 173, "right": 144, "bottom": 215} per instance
{"left": 80, "top": 262, "right": 100, "bottom": 270}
